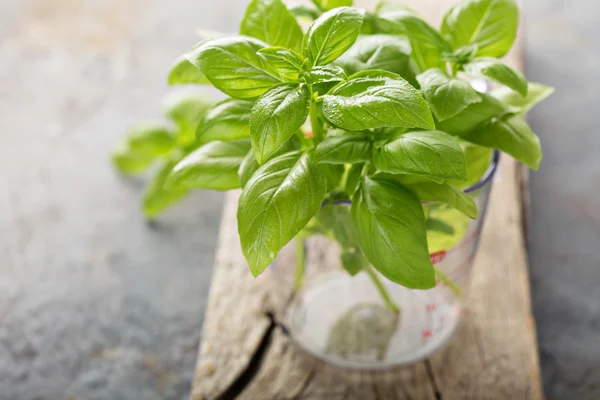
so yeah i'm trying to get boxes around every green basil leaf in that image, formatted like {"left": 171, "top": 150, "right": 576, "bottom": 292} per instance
{"left": 331, "top": 209, "right": 360, "bottom": 253}
{"left": 315, "top": 130, "right": 372, "bottom": 164}
{"left": 374, "top": 172, "right": 445, "bottom": 185}
{"left": 258, "top": 48, "right": 303, "bottom": 70}
{"left": 250, "top": 84, "right": 310, "bottom": 164}
{"left": 322, "top": 70, "right": 434, "bottom": 131}
{"left": 448, "top": 142, "right": 493, "bottom": 189}
{"left": 342, "top": 164, "right": 362, "bottom": 195}
{"left": 302, "top": 65, "right": 346, "bottom": 85}
{"left": 238, "top": 149, "right": 260, "bottom": 188}
{"left": 315, "top": 205, "right": 359, "bottom": 248}
{"left": 257, "top": 47, "right": 304, "bottom": 81}
{"left": 312, "top": 0, "right": 352, "bottom": 11}
{"left": 417, "top": 68, "right": 482, "bottom": 121}
{"left": 341, "top": 250, "right": 368, "bottom": 276}
{"left": 112, "top": 122, "right": 176, "bottom": 173}
{"left": 124, "top": 122, "right": 175, "bottom": 156}
{"left": 143, "top": 159, "right": 190, "bottom": 219}
{"left": 352, "top": 177, "right": 435, "bottom": 289}
{"left": 441, "top": 0, "right": 519, "bottom": 58}
{"left": 374, "top": 131, "right": 467, "bottom": 180}
{"left": 403, "top": 181, "right": 478, "bottom": 218}
{"left": 311, "top": 81, "right": 340, "bottom": 97}
{"left": 323, "top": 164, "right": 345, "bottom": 191}
{"left": 376, "top": 10, "right": 449, "bottom": 71}
{"left": 168, "top": 55, "right": 210, "bottom": 85}
{"left": 359, "top": 12, "right": 378, "bottom": 34}
{"left": 167, "top": 139, "right": 251, "bottom": 190}
{"left": 443, "top": 44, "right": 479, "bottom": 64}
{"left": 492, "top": 82, "right": 555, "bottom": 115}
{"left": 303, "top": 7, "right": 365, "bottom": 67}
{"left": 163, "top": 91, "right": 212, "bottom": 146}
{"left": 238, "top": 136, "right": 302, "bottom": 187}
{"left": 463, "top": 57, "right": 527, "bottom": 96}
{"left": 335, "top": 35, "right": 418, "bottom": 86}
{"left": 186, "top": 36, "right": 282, "bottom": 99}
{"left": 240, "top": 0, "right": 304, "bottom": 53}
{"left": 290, "top": 5, "right": 321, "bottom": 20}
{"left": 197, "top": 98, "right": 253, "bottom": 144}
{"left": 377, "top": 126, "right": 409, "bottom": 136}
{"left": 238, "top": 151, "right": 327, "bottom": 276}
{"left": 303, "top": 204, "right": 366, "bottom": 275}
{"left": 463, "top": 113, "right": 542, "bottom": 169}
{"left": 436, "top": 92, "right": 507, "bottom": 135}
{"left": 425, "top": 205, "right": 470, "bottom": 253}
{"left": 112, "top": 143, "right": 157, "bottom": 175}
{"left": 316, "top": 204, "right": 367, "bottom": 275}
{"left": 426, "top": 217, "right": 455, "bottom": 235}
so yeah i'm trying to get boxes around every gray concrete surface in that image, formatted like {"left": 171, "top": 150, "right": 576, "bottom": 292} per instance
{"left": 0, "top": 0, "right": 598, "bottom": 399}
{"left": 0, "top": 0, "right": 245, "bottom": 399}
{"left": 525, "top": 1, "right": 600, "bottom": 399}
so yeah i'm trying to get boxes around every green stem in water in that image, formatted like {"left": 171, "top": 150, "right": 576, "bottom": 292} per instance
{"left": 309, "top": 100, "right": 325, "bottom": 144}
{"left": 434, "top": 267, "right": 463, "bottom": 297}
{"left": 294, "top": 238, "right": 305, "bottom": 291}
{"left": 366, "top": 267, "right": 400, "bottom": 313}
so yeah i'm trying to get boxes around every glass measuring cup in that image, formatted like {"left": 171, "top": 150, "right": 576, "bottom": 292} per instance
{"left": 270, "top": 151, "right": 500, "bottom": 369}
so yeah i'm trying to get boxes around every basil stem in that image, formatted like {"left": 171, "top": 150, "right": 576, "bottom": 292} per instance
{"left": 366, "top": 267, "right": 400, "bottom": 314}
{"left": 309, "top": 100, "right": 325, "bottom": 144}
{"left": 294, "top": 238, "right": 306, "bottom": 291}
{"left": 434, "top": 267, "right": 463, "bottom": 297}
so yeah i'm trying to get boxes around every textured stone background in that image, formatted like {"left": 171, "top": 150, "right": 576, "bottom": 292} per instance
{"left": 526, "top": 1, "right": 600, "bottom": 399}
{"left": 0, "top": 0, "right": 245, "bottom": 399}
{"left": 0, "top": 0, "right": 598, "bottom": 399}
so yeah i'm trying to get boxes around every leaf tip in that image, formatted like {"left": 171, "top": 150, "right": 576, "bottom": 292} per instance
{"left": 528, "top": 156, "right": 542, "bottom": 171}
{"left": 528, "top": 135, "right": 543, "bottom": 170}
{"left": 248, "top": 261, "right": 269, "bottom": 278}
{"left": 143, "top": 207, "right": 159, "bottom": 221}
{"left": 421, "top": 109, "right": 436, "bottom": 130}
{"left": 254, "top": 152, "right": 266, "bottom": 165}
{"left": 517, "top": 83, "right": 529, "bottom": 98}
{"left": 466, "top": 204, "right": 479, "bottom": 220}
{"left": 166, "top": 73, "right": 176, "bottom": 86}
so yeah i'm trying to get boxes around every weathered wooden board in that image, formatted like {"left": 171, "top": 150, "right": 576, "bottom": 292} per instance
{"left": 191, "top": 1, "right": 543, "bottom": 399}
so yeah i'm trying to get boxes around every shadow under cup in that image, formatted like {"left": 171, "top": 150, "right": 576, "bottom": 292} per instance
{"left": 270, "top": 151, "right": 500, "bottom": 370}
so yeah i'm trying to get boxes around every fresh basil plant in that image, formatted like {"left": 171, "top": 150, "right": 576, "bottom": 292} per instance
{"left": 113, "top": 0, "right": 553, "bottom": 291}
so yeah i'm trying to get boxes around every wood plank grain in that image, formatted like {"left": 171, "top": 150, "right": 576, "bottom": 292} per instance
{"left": 191, "top": 1, "right": 543, "bottom": 399}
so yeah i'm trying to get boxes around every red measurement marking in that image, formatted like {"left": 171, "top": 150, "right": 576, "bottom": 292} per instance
{"left": 305, "top": 131, "right": 314, "bottom": 138}
{"left": 429, "top": 250, "right": 447, "bottom": 264}
{"left": 425, "top": 304, "right": 437, "bottom": 312}
{"left": 466, "top": 227, "right": 481, "bottom": 243}
{"left": 422, "top": 330, "right": 432, "bottom": 339}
